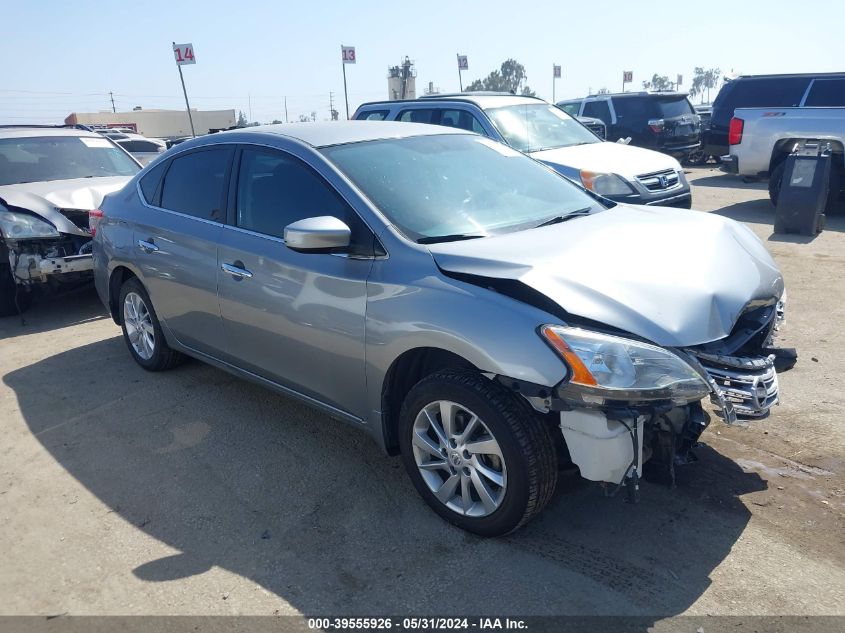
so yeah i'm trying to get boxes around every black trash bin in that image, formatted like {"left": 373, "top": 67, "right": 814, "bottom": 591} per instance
{"left": 774, "top": 141, "right": 830, "bottom": 236}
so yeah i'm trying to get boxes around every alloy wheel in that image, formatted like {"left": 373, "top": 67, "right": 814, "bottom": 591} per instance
{"left": 123, "top": 291, "right": 155, "bottom": 360}
{"left": 411, "top": 400, "right": 507, "bottom": 517}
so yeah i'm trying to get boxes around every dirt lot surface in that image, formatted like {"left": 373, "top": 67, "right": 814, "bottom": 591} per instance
{"left": 1, "top": 166, "right": 843, "bottom": 620}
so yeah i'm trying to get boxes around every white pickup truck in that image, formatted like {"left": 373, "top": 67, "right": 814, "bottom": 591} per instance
{"left": 721, "top": 107, "right": 844, "bottom": 208}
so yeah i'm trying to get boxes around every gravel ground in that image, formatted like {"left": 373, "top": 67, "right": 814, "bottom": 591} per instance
{"left": 1, "top": 166, "right": 843, "bottom": 620}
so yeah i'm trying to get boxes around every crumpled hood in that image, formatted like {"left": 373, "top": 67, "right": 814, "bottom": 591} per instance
{"left": 428, "top": 205, "right": 783, "bottom": 347}
{"left": 530, "top": 141, "right": 682, "bottom": 180}
{"left": 0, "top": 177, "right": 131, "bottom": 237}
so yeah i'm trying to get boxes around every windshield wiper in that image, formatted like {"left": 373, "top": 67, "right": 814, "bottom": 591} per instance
{"left": 417, "top": 234, "right": 485, "bottom": 244}
{"left": 534, "top": 207, "right": 593, "bottom": 228}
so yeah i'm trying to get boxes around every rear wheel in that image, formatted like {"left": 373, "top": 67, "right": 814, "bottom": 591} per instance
{"left": 0, "top": 263, "right": 31, "bottom": 317}
{"left": 119, "top": 277, "right": 183, "bottom": 371}
{"left": 399, "top": 369, "right": 558, "bottom": 536}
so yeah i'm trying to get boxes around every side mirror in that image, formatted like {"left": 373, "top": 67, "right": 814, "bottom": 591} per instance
{"left": 284, "top": 216, "right": 351, "bottom": 252}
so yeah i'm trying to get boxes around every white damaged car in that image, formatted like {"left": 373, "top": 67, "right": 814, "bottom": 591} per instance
{"left": 0, "top": 126, "right": 141, "bottom": 315}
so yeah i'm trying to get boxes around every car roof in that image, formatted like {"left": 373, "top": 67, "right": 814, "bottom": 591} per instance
{"left": 359, "top": 93, "right": 545, "bottom": 111}
{"left": 210, "top": 120, "right": 468, "bottom": 148}
{"left": 0, "top": 126, "right": 102, "bottom": 140}
{"left": 731, "top": 72, "right": 845, "bottom": 81}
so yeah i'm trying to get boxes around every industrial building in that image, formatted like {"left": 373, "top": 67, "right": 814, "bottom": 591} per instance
{"left": 64, "top": 108, "right": 236, "bottom": 138}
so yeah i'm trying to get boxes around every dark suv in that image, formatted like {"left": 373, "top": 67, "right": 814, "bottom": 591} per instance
{"left": 704, "top": 72, "right": 845, "bottom": 159}
{"left": 557, "top": 92, "right": 700, "bottom": 160}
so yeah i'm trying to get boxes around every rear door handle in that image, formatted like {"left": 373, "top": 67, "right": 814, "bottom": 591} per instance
{"left": 221, "top": 261, "right": 253, "bottom": 279}
{"left": 138, "top": 239, "right": 159, "bottom": 253}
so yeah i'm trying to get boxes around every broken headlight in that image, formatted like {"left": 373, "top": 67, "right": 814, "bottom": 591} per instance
{"left": 540, "top": 325, "right": 711, "bottom": 404}
{"left": 0, "top": 208, "right": 59, "bottom": 240}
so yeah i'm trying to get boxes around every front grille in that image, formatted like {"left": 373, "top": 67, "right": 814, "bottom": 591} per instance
{"left": 636, "top": 169, "right": 680, "bottom": 192}
{"left": 695, "top": 353, "right": 779, "bottom": 419}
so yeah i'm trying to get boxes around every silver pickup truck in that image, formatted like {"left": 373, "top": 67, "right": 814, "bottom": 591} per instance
{"left": 722, "top": 106, "right": 844, "bottom": 207}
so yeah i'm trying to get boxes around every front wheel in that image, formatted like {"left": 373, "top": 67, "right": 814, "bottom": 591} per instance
{"left": 399, "top": 369, "right": 558, "bottom": 536}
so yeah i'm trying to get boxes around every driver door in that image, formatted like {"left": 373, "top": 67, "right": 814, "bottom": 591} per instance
{"left": 216, "top": 146, "right": 375, "bottom": 419}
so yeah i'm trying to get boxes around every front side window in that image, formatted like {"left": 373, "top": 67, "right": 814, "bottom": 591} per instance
{"left": 486, "top": 103, "right": 601, "bottom": 152}
{"left": 557, "top": 102, "right": 580, "bottom": 116}
{"left": 159, "top": 148, "right": 232, "bottom": 221}
{"left": 235, "top": 148, "right": 373, "bottom": 254}
{"left": 323, "top": 134, "right": 602, "bottom": 243}
{"left": 0, "top": 135, "right": 140, "bottom": 186}
{"left": 440, "top": 109, "right": 487, "bottom": 135}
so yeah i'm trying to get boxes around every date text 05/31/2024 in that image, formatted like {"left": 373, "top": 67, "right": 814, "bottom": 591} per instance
{"left": 307, "top": 618, "right": 528, "bottom": 630}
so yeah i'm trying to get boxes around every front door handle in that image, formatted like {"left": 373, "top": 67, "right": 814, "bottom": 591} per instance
{"left": 221, "top": 261, "right": 253, "bottom": 279}
{"left": 138, "top": 239, "right": 159, "bottom": 253}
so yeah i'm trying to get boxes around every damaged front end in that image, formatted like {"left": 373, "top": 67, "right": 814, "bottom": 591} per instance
{"left": 499, "top": 299, "right": 794, "bottom": 500}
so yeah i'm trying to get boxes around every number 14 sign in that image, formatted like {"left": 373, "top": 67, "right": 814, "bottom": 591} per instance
{"left": 173, "top": 43, "right": 196, "bottom": 65}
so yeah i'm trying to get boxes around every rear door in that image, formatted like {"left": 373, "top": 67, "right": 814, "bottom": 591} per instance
{"left": 216, "top": 146, "right": 374, "bottom": 418}
{"left": 132, "top": 146, "right": 233, "bottom": 356}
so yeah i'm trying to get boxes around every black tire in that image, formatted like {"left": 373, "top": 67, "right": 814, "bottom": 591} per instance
{"left": 118, "top": 277, "right": 183, "bottom": 371}
{"left": 769, "top": 160, "right": 842, "bottom": 213}
{"left": 0, "top": 263, "right": 31, "bottom": 317}
{"left": 398, "top": 369, "right": 558, "bottom": 536}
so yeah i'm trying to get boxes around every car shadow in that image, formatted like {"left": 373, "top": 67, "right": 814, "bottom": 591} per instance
{"left": 4, "top": 339, "right": 766, "bottom": 617}
{"left": 711, "top": 199, "right": 845, "bottom": 239}
{"left": 690, "top": 172, "right": 769, "bottom": 190}
{"left": 0, "top": 284, "right": 108, "bottom": 339}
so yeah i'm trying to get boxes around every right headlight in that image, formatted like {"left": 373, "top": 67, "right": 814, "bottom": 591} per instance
{"left": 540, "top": 325, "right": 711, "bottom": 404}
{"left": 579, "top": 170, "right": 635, "bottom": 196}
{"left": 0, "top": 209, "right": 59, "bottom": 240}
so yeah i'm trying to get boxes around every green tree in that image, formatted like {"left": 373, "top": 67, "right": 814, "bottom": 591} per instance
{"left": 271, "top": 119, "right": 283, "bottom": 124}
{"left": 642, "top": 74, "right": 673, "bottom": 91}
{"left": 690, "top": 67, "right": 722, "bottom": 104}
{"left": 596, "top": 87, "right": 610, "bottom": 94}
{"left": 236, "top": 110, "right": 248, "bottom": 127}
{"left": 465, "top": 59, "right": 535, "bottom": 96}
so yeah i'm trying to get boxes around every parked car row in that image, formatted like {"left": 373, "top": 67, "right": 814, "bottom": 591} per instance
{"left": 355, "top": 93, "right": 692, "bottom": 208}
{"left": 92, "top": 127, "right": 168, "bottom": 165}
{"left": 89, "top": 120, "right": 791, "bottom": 536}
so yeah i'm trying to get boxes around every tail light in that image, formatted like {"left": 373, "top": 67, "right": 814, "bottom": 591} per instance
{"left": 88, "top": 208, "right": 104, "bottom": 237}
{"left": 648, "top": 118, "right": 665, "bottom": 134}
{"left": 728, "top": 117, "right": 744, "bottom": 145}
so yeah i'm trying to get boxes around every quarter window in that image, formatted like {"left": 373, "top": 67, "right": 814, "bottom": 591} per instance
{"left": 138, "top": 159, "right": 168, "bottom": 205}
{"left": 160, "top": 148, "right": 232, "bottom": 221}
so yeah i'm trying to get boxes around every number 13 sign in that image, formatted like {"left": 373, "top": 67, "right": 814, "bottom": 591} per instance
{"left": 341, "top": 46, "right": 356, "bottom": 64}
{"left": 173, "top": 43, "right": 196, "bottom": 65}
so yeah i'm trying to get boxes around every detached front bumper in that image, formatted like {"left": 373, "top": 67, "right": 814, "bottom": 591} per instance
{"left": 13, "top": 252, "right": 93, "bottom": 283}
{"left": 720, "top": 154, "right": 739, "bottom": 174}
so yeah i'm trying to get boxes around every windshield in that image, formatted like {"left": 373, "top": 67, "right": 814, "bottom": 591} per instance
{"left": 0, "top": 135, "right": 140, "bottom": 186}
{"left": 485, "top": 103, "right": 600, "bottom": 152}
{"left": 322, "top": 134, "right": 601, "bottom": 243}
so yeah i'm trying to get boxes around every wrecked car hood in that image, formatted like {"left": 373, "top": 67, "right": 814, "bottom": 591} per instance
{"left": 530, "top": 141, "right": 682, "bottom": 180}
{"left": 0, "top": 177, "right": 131, "bottom": 237}
{"left": 428, "top": 205, "right": 783, "bottom": 347}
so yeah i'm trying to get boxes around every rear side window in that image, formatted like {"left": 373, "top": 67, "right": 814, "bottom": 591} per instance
{"left": 398, "top": 108, "right": 437, "bottom": 123}
{"left": 582, "top": 100, "right": 611, "bottom": 124}
{"left": 356, "top": 110, "right": 389, "bottom": 121}
{"left": 713, "top": 77, "right": 810, "bottom": 125}
{"left": 804, "top": 79, "right": 845, "bottom": 106}
{"left": 160, "top": 148, "right": 232, "bottom": 221}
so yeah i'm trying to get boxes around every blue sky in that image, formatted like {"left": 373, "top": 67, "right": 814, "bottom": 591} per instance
{"left": 2, "top": 0, "right": 843, "bottom": 124}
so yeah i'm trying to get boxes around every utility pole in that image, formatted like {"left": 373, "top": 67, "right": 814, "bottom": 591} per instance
{"left": 284, "top": 96, "right": 288, "bottom": 123}
{"left": 109, "top": 91, "right": 116, "bottom": 113}
{"left": 329, "top": 91, "right": 335, "bottom": 120}
{"left": 248, "top": 92, "right": 252, "bottom": 122}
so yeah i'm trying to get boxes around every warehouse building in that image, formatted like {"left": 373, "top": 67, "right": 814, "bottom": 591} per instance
{"left": 64, "top": 108, "right": 236, "bottom": 138}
